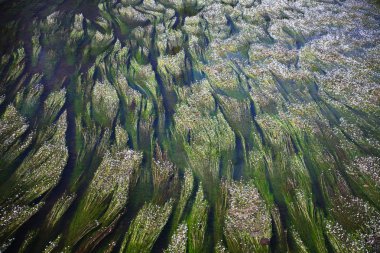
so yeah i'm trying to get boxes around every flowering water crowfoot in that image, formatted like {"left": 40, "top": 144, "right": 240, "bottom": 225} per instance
{"left": 165, "top": 224, "right": 188, "bottom": 253}
{"left": 152, "top": 144, "right": 178, "bottom": 195}
{"left": 120, "top": 200, "right": 173, "bottom": 253}
{"left": 187, "top": 184, "right": 209, "bottom": 253}
{"left": 0, "top": 0, "right": 379, "bottom": 251}
{"left": 224, "top": 181, "right": 271, "bottom": 253}
{"left": 66, "top": 148, "right": 142, "bottom": 248}
{"left": 92, "top": 80, "right": 119, "bottom": 127}
{"left": 0, "top": 111, "right": 67, "bottom": 243}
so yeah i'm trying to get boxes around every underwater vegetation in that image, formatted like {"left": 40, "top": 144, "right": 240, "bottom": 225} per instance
{"left": 0, "top": 0, "right": 379, "bottom": 252}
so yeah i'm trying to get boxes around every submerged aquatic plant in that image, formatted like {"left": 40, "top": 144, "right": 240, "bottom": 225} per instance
{"left": 152, "top": 144, "right": 178, "bottom": 198}
{"left": 92, "top": 81, "right": 119, "bottom": 127}
{"left": 45, "top": 193, "right": 76, "bottom": 229}
{"left": 0, "top": 0, "right": 379, "bottom": 251}
{"left": 0, "top": 110, "right": 68, "bottom": 242}
{"left": 120, "top": 200, "right": 173, "bottom": 253}
{"left": 67, "top": 148, "right": 142, "bottom": 247}
{"left": 172, "top": 168, "right": 194, "bottom": 229}
{"left": 187, "top": 184, "right": 209, "bottom": 253}
{"left": 224, "top": 181, "right": 271, "bottom": 253}
{"left": 0, "top": 105, "right": 33, "bottom": 166}
{"left": 165, "top": 224, "right": 188, "bottom": 253}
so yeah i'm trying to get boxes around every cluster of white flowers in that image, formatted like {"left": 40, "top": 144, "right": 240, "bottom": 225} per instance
{"left": 152, "top": 158, "right": 177, "bottom": 191}
{"left": 348, "top": 156, "right": 380, "bottom": 187}
{"left": 0, "top": 203, "right": 43, "bottom": 241}
{"left": 14, "top": 112, "right": 68, "bottom": 202}
{"left": 0, "top": 105, "right": 29, "bottom": 154}
{"left": 117, "top": 6, "right": 148, "bottom": 24}
{"left": 177, "top": 80, "right": 214, "bottom": 112}
{"left": 201, "top": 3, "right": 229, "bottom": 39}
{"left": 115, "top": 125, "right": 129, "bottom": 148}
{"left": 88, "top": 149, "right": 142, "bottom": 198}
{"left": 68, "top": 14, "right": 85, "bottom": 44}
{"left": 218, "top": 95, "right": 251, "bottom": 130}
{"left": 165, "top": 224, "right": 188, "bottom": 253}
{"left": 111, "top": 40, "right": 129, "bottom": 66}
{"left": 158, "top": 49, "right": 186, "bottom": 78}
{"left": 225, "top": 181, "right": 271, "bottom": 238}
{"left": 46, "top": 11, "right": 60, "bottom": 26}
{"left": 93, "top": 15, "right": 109, "bottom": 31}
{"left": 0, "top": 238, "right": 15, "bottom": 252}
{"left": 93, "top": 30, "right": 113, "bottom": 44}
{"left": 73, "top": 14, "right": 84, "bottom": 31}
{"left": 331, "top": 195, "right": 380, "bottom": 252}
{"left": 43, "top": 235, "right": 61, "bottom": 253}
{"left": 215, "top": 241, "right": 228, "bottom": 253}
{"left": 325, "top": 220, "right": 367, "bottom": 252}
{"left": 204, "top": 62, "right": 241, "bottom": 92}
{"left": 92, "top": 80, "right": 119, "bottom": 124}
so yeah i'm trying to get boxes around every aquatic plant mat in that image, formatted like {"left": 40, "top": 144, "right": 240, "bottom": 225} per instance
{"left": 0, "top": 0, "right": 380, "bottom": 252}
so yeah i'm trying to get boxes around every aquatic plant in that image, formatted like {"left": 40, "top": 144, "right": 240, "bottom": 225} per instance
{"left": 172, "top": 168, "right": 194, "bottom": 229}
{"left": 0, "top": 105, "right": 33, "bottom": 166}
{"left": 165, "top": 224, "right": 188, "bottom": 253}
{"left": 0, "top": 111, "right": 67, "bottom": 242}
{"left": 174, "top": 81, "right": 235, "bottom": 181}
{"left": 67, "top": 148, "right": 142, "bottom": 247}
{"left": 0, "top": 47, "right": 25, "bottom": 95}
{"left": 152, "top": 145, "right": 178, "bottom": 200}
{"left": 120, "top": 200, "right": 173, "bottom": 253}
{"left": 0, "top": 0, "right": 379, "bottom": 251}
{"left": 215, "top": 241, "right": 229, "bottom": 253}
{"left": 14, "top": 78, "right": 43, "bottom": 119}
{"left": 187, "top": 184, "right": 209, "bottom": 253}
{"left": 224, "top": 181, "right": 271, "bottom": 253}
{"left": 92, "top": 80, "right": 119, "bottom": 127}
{"left": 2, "top": 110, "right": 67, "bottom": 203}
{"left": 43, "top": 235, "right": 61, "bottom": 253}
{"left": 18, "top": 230, "right": 38, "bottom": 253}
{"left": 115, "top": 125, "right": 129, "bottom": 148}
{"left": 0, "top": 203, "right": 43, "bottom": 244}
{"left": 45, "top": 86, "right": 66, "bottom": 110}
{"left": 45, "top": 193, "right": 76, "bottom": 229}
{"left": 329, "top": 193, "right": 380, "bottom": 252}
